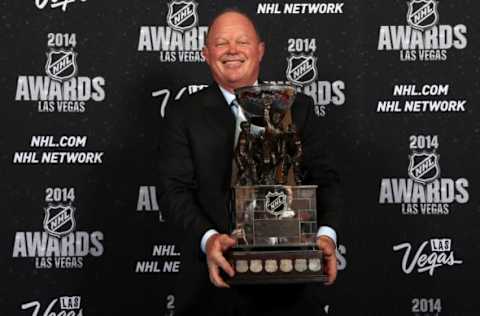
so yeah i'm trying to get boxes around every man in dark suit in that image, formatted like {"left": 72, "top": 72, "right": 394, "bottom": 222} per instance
{"left": 158, "top": 9, "right": 342, "bottom": 315}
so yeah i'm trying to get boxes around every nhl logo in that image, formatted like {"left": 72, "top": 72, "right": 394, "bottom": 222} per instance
{"left": 406, "top": 0, "right": 439, "bottom": 31}
{"left": 408, "top": 151, "right": 440, "bottom": 184}
{"left": 286, "top": 54, "right": 318, "bottom": 86}
{"left": 43, "top": 204, "right": 76, "bottom": 238}
{"left": 45, "top": 49, "right": 77, "bottom": 82}
{"left": 265, "top": 191, "right": 288, "bottom": 216}
{"left": 167, "top": 0, "right": 198, "bottom": 32}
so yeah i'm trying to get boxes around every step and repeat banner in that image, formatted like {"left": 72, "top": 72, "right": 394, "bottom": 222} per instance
{"left": 1, "top": 0, "right": 479, "bottom": 315}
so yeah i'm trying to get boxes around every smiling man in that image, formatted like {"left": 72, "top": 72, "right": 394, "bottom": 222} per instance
{"left": 158, "top": 8, "right": 342, "bottom": 316}
{"left": 202, "top": 11, "right": 264, "bottom": 93}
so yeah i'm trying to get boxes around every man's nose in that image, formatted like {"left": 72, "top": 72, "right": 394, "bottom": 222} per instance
{"left": 227, "top": 42, "right": 238, "bottom": 53}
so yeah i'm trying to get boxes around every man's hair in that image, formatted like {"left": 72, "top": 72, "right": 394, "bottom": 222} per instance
{"left": 205, "top": 7, "right": 263, "bottom": 43}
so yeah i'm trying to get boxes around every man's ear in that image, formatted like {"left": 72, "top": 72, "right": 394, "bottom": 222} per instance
{"left": 202, "top": 46, "right": 210, "bottom": 65}
{"left": 258, "top": 42, "right": 265, "bottom": 62}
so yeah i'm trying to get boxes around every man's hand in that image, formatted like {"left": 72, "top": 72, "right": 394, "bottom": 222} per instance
{"left": 316, "top": 235, "right": 337, "bottom": 286}
{"left": 205, "top": 233, "right": 236, "bottom": 288}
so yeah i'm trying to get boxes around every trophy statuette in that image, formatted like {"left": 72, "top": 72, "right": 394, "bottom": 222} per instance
{"left": 227, "top": 84, "right": 327, "bottom": 284}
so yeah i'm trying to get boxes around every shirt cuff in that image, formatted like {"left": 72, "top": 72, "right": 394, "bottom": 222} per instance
{"left": 200, "top": 229, "right": 219, "bottom": 254}
{"left": 316, "top": 226, "right": 337, "bottom": 247}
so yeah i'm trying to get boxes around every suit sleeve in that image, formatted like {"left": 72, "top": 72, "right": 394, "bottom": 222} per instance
{"left": 158, "top": 101, "right": 215, "bottom": 255}
{"left": 299, "top": 96, "right": 343, "bottom": 232}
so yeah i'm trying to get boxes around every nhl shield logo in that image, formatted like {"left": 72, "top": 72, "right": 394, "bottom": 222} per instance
{"left": 286, "top": 54, "right": 318, "bottom": 86}
{"left": 408, "top": 152, "right": 440, "bottom": 184}
{"left": 167, "top": 0, "right": 198, "bottom": 32}
{"left": 45, "top": 49, "right": 77, "bottom": 82}
{"left": 43, "top": 204, "right": 76, "bottom": 237}
{"left": 265, "top": 191, "right": 288, "bottom": 216}
{"left": 407, "top": 0, "right": 439, "bottom": 31}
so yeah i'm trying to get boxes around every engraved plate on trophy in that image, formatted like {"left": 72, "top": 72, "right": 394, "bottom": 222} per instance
{"left": 226, "top": 84, "right": 327, "bottom": 284}
{"left": 280, "top": 259, "right": 293, "bottom": 273}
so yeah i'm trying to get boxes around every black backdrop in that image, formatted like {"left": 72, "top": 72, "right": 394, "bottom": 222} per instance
{"left": 1, "top": 0, "right": 480, "bottom": 315}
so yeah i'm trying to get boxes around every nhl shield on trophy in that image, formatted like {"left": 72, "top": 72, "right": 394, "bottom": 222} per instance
{"left": 227, "top": 84, "right": 327, "bottom": 284}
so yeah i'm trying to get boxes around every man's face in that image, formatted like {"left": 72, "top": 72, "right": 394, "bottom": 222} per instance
{"left": 203, "top": 12, "right": 265, "bottom": 92}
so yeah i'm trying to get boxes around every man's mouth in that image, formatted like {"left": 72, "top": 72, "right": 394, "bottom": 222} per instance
{"left": 221, "top": 58, "right": 245, "bottom": 67}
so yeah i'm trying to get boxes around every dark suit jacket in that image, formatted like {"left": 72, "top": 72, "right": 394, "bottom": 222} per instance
{"left": 157, "top": 83, "right": 342, "bottom": 314}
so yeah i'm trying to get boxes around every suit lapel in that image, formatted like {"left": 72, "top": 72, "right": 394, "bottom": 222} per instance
{"left": 202, "top": 84, "right": 236, "bottom": 151}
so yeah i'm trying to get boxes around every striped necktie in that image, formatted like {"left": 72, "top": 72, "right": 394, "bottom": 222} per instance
{"left": 230, "top": 99, "right": 246, "bottom": 148}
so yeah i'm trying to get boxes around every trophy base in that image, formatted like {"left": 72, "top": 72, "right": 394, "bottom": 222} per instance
{"left": 226, "top": 247, "right": 327, "bottom": 285}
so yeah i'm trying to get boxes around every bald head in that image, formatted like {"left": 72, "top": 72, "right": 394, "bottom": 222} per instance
{"left": 206, "top": 9, "right": 262, "bottom": 44}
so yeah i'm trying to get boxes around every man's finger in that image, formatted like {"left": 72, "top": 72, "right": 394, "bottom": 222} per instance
{"left": 324, "top": 254, "right": 337, "bottom": 286}
{"left": 215, "top": 254, "right": 235, "bottom": 277}
{"left": 208, "top": 263, "right": 230, "bottom": 288}
{"left": 208, "top": 264, "right": 217, "bottom": 285}
{"left": 316, "top": 236, "right": 337, "bottom": 285}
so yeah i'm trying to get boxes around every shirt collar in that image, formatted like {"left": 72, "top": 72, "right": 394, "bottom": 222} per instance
{"left": 218, "top": 81, "right": 259, "bottom": 105}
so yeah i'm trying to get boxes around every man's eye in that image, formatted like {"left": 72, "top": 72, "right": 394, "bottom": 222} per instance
{"left": 216, "top": 42, "right": 227, "bottom": 47}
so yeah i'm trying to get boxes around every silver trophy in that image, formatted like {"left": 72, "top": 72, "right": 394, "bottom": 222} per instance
{"left": 227, "top": 84, "right": 326, "bottom": 284}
